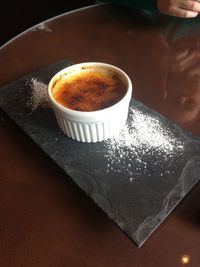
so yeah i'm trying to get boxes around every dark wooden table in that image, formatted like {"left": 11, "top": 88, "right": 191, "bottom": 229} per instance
{"left": 1, "top": 3, "right": 200, "bottom": 267}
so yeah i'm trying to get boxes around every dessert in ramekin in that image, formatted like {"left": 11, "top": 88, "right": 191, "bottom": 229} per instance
{"left": 48, "top": 62, "right": 132, "bottom": 143}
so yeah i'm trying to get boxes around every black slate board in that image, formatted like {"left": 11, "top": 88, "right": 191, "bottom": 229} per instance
{"left": 1, "top": 60, "right": 200, "bottom": 247}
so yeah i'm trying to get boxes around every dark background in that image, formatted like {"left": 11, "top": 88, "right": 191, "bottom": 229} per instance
{"left": 0, "top": 1, "right": 95, "bottom": 46}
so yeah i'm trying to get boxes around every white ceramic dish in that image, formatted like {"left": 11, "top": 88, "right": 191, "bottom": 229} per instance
{"left": 48, "top": 62, "right": 132, "bottom": 143}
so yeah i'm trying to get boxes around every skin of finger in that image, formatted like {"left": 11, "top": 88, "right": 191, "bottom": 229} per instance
{"left": 157, "top": 0, "right": 198, "bottom": 17}
{"left": 179, "top": 0, "right": 200, "bottom": 12}
{"left": 165, "top": 7, "right": 198, "bottom": 17}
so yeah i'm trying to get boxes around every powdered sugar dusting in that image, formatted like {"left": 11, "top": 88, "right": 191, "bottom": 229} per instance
{"left": 104, "top": 107, "right": 185, "bottom": 181}
{"left": 27, "top": 77, "right": 49, "bottom": 111}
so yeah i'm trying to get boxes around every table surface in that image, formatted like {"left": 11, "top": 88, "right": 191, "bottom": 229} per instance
{"left": 1, "top": 3, "right": 200, "bottom": 267}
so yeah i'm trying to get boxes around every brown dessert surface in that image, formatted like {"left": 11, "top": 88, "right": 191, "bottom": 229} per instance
{"left": 53, "top": 71, "right": 126, "bottom": 111}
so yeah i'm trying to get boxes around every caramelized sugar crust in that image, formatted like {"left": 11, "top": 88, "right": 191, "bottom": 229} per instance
{"left": 53, "top": 71, "right": 126, "bottom": 111}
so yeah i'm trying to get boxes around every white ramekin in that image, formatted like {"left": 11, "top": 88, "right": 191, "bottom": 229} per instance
{"left": 48, "top": 62, "right": 132, "bottom": 143}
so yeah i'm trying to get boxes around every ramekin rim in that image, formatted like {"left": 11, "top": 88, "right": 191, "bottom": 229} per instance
{"left": 48, "top": 62, "right": 132, "bottom": 116}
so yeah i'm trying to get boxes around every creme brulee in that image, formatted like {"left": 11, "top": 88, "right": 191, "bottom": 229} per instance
{"left": 52, "top": 70, "right": 126, "bottom": 111}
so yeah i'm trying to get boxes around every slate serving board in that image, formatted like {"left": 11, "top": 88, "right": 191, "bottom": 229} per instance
{"left": 1, "top": 60, "right": 200, "bottom": 247}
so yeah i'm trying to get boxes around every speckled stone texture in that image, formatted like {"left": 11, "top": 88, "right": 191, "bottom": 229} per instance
{"left": 1, "top": 60, "right": 200, "bottom": 247}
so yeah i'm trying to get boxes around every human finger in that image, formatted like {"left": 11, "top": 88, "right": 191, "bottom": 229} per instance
{"left": 167, "top": 6, "right": 198, "bottom": 18}
{"left": 179, "top": 0, "right": 200, "bottom": 12}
